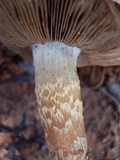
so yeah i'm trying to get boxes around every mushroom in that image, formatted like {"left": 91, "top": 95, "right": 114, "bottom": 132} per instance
{"left": 0, "top": 0, "right": 120, "bottom": 159}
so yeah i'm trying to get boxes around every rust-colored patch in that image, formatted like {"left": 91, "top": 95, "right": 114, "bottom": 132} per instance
{"left": 36, "top": 78, "right": 87, "bottom": 159}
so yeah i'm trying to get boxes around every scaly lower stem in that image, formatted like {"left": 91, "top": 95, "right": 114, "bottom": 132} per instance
{"left": 32, "top": 42, "right": 88, "bottom": 160}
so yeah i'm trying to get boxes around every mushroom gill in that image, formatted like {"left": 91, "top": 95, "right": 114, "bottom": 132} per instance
{"left": 0, "top": 0, "right": 120, "bottom": 52}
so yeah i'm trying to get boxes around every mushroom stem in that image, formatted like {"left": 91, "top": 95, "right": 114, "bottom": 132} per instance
{"left": 32, "top": 42, "right": 87, "bottom": 160}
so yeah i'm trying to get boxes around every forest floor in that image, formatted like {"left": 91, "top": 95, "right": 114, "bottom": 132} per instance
{"left": 0, "top": 45, "right": 120, "bottom": 160}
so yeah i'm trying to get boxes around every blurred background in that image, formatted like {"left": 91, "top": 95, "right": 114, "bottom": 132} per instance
{"left": 0, "top": 44, "right": 120, "bottom": 160}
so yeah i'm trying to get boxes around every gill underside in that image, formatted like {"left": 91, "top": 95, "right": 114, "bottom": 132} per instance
{"left": 0, "top": 0, "right": 120, "bottom": 54}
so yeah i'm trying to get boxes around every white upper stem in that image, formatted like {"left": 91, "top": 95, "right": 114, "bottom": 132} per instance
{"left": 32, "top": 42, "right": 80, "bottom": 84}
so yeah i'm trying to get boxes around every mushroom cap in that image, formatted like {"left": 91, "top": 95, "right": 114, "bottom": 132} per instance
{"left": 0, "top": 0, "right": 120, "bottom": 66}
